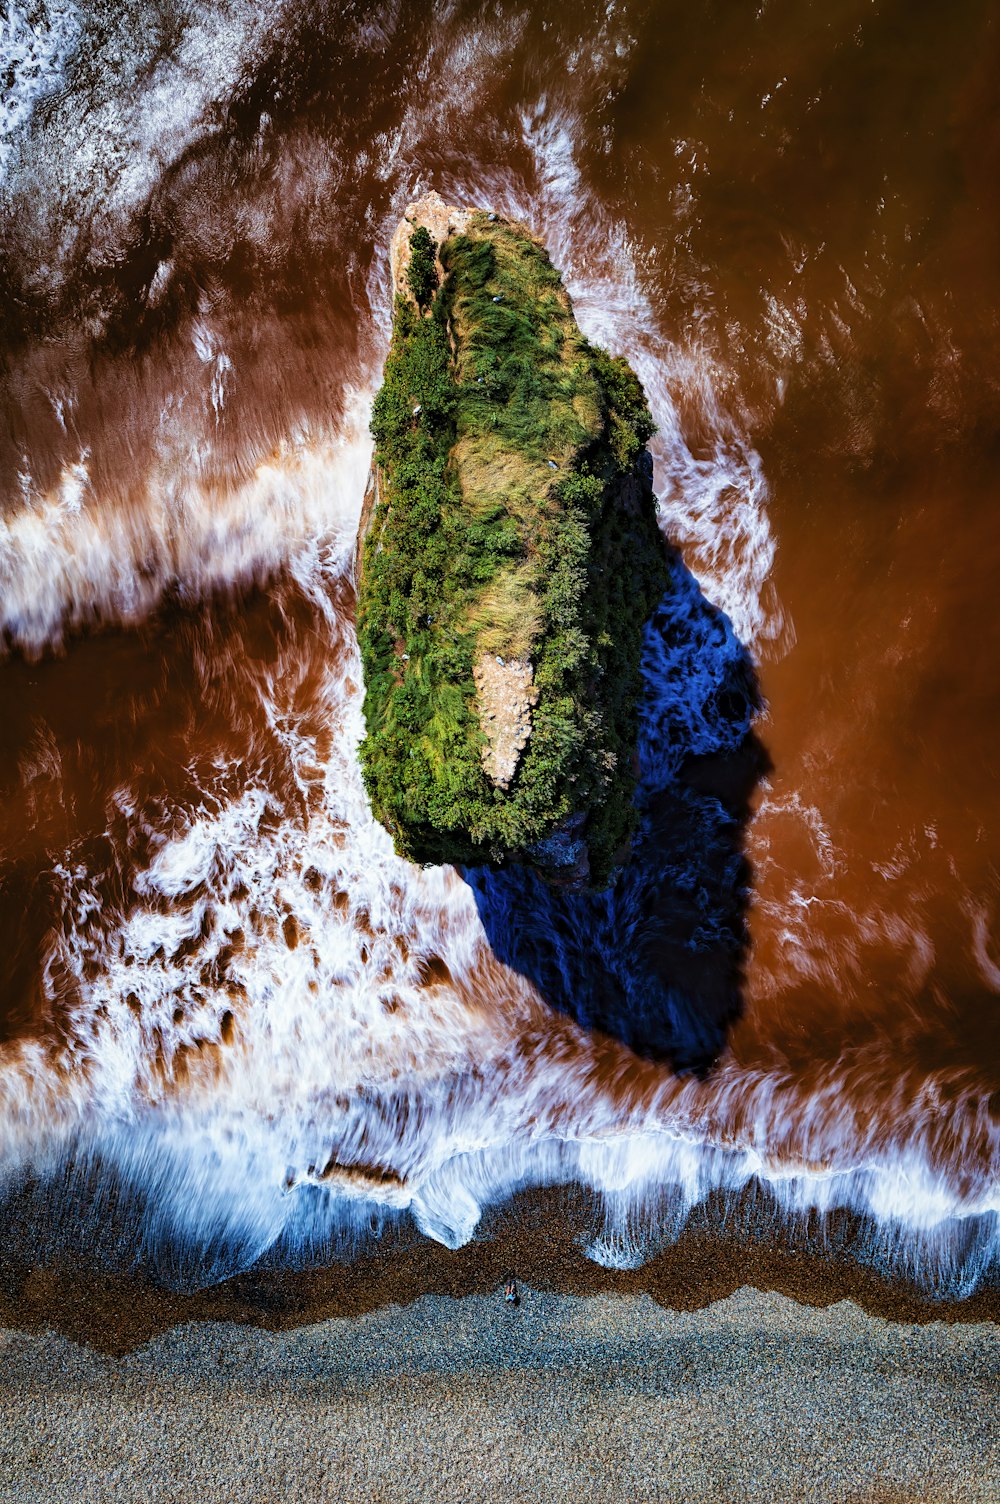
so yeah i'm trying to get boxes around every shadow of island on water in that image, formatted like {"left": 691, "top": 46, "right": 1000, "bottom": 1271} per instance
{"left": 464, "top": 547, "right": 769, "bottom": 1074}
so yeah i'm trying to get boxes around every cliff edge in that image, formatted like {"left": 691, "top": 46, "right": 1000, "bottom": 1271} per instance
{"left": 356, "top": 193, "right": 667, "bottom": 886}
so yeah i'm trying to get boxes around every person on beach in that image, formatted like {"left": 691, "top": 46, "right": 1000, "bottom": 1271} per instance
{"left": 503, "top": 1274, "right": 518, "bottom": 1306}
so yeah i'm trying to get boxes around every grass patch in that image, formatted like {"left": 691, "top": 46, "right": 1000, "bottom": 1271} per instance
{"left": 357, "top": 212, "right": 666, "bottom": 883}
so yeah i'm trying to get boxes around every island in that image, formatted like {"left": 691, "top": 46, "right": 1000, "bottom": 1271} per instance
{"left": 356, "top": 193, "right": 668, "bottom": 886}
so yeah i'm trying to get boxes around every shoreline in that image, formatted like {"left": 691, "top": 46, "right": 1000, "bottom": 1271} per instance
{"left": 0, "top": 1186, "right": 995, "bottom": 1356}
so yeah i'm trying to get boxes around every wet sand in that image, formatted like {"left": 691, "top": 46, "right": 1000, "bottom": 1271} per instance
{"left": 0, "top": 1183, "right": 997, "bottom": 1355}
{"left": 1, "top": 1281, "right": 997, "bottom": 1504}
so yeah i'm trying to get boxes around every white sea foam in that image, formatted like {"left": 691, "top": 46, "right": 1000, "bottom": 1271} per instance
{"left": 0, "top": 1, "right": 81, "bottom": 178}
{"left": 0, "top": 1, "right": 275, "bottom": 296}
{"left": 0, "top": 389, "right": 373, "bottom": 654}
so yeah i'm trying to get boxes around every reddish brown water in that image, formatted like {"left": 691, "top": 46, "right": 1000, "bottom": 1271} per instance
{"left": 0, "top": 0, "right": 998, "bottom": 1292}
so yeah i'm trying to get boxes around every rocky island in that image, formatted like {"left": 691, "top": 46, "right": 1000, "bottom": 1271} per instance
{"left": 356, "top": 193, "right": 668, "bottom": 886}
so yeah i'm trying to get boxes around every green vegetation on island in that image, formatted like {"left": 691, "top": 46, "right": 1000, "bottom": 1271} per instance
{"left": 356, "top": 209, "right": 667, "bottom": 885}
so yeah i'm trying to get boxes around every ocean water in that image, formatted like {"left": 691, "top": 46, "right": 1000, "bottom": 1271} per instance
{"left": 0, "top": 0, "right": 998, "bottom": 1295}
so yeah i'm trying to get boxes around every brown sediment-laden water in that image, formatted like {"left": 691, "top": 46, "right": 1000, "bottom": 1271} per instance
{"left": 0, "top": 0, "right": 998, "bottom": 1298}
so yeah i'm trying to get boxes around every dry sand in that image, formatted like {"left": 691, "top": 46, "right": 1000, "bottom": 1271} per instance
{"left": 1, "top": 1284, "right": 997, "bottom": 1504}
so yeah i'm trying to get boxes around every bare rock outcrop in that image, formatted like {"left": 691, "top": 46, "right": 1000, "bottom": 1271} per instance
{"left": 390, "top": 191, "right": 472, "bottom": 308}
{"left": 473, "top": 654, "right": 539, "bottom": 789}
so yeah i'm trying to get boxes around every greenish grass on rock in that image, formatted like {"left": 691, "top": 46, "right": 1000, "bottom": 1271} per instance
{"left": 356, "top": 197, "right": 667, "bottom": 885}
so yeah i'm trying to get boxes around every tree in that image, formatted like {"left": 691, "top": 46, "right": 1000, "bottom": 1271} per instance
{"left": 407, "top": 227, "right": 438, "bottom": 310}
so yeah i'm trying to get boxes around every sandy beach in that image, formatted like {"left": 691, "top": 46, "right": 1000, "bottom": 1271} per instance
{"left": 1, "top": 1282, "right": 997, "bottom": 1504}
